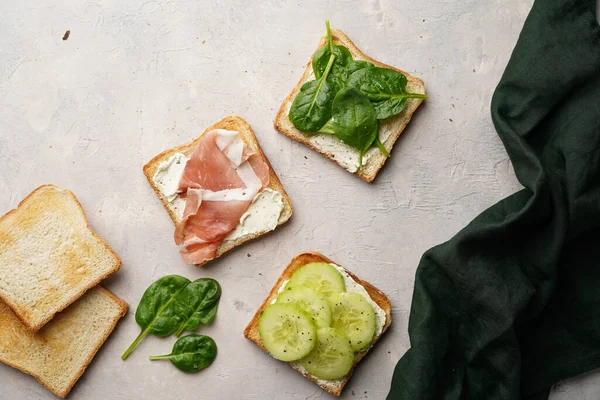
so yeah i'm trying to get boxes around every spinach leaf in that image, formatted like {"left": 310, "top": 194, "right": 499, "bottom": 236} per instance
{"left": 312, "top": 20, "right": 352, "bottom": 86}
{"left": 340, "top": 60, "right": 374, "bottom": 85}
{"left": 174, "top": 278, "right": 221, "bottom": 337}
{"left": 346, "top": 67, "right": 428, "bottom": 119}
{"left": 331, "top": 88, "right": 379, "bottom": 169}
{"left": 149, "top": 334, "right": 217, "bottom": 372}
{"left": 121, "top": 275, "right": 191, "bottom": 360}
{"left": 317, "top": 118, "right": 336, "bottom": 135}
{"left": 289, "top": 53, "right": 337, "bottom": 133}
{"left": 372, "top": 98, "right": 409, "bottom": 120}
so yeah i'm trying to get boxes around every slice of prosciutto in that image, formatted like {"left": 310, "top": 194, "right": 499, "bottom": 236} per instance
{"left": 175, "top": 129, "right": 269, "bottom": 265}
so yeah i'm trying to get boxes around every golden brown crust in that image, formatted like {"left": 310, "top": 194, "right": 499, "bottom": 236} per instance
{"left": 243, "top": 252, "right": 392, "bottom": 396}
{"left": 273, "top": 28, "right": 426, "bottom": 182}
{"left": 143, "top": 116, "right": 293, "bottom": 267}
{"left": 0, "top": 286, "right": 128, "bottom": 398}
{"left": 58, "top": 286, "right": 128, "bottom": 398}
{"left": 0, "top": 184, "right": 122, "bottom": 332}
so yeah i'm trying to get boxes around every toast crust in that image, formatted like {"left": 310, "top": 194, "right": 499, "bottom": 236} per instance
{"left": 143, "top": 116, "right": 293, "bottom": 267}
{"left": 274, "top": 28, "right": 426, "bottom": 182}
{"left": 243, "top": 252, "right": 392, "bottom": 396}
{"left": 0, "top": 185, "right": 122, "bottom": 332}
{"left": 0, "top": 286, "right": 128, "bottom": 398}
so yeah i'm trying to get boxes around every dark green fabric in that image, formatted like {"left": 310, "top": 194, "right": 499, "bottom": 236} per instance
{"left": 388, "top": 0, "right": 600, "bottom": 399}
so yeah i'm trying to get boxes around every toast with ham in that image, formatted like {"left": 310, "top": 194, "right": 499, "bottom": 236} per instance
{"left": 0, "top": 185, "right": 122, "bottom": 332}
{"left": 143, "top": 115, "right": 292, "bottom": 267}
{"left": 243, "top": 252, "right": 392, "bottom": 396}
{"left": 0, "top": 286, "right": 127, "bottom": 398}
{"left": 274, "top": 28, "right": 426, "bottom": 182}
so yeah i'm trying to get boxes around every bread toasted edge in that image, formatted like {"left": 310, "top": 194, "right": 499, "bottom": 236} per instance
{"left": 0, "top": 184, "right": 123, "bottom": 332}
{"left": 243, "top": 251, "right": 392, "bottom": 396}
{"left": 273, "top": 28, "right": 426, "bottom": 182}
{"left": 0, "top": 286, "right": 128, "bottom": 398}
{"left": 142, "top": 115, "right": 293, "bottom": 267}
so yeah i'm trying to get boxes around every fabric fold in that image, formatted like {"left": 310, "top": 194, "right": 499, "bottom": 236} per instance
{"left": 388, "top": 0, "right": 600, "bottom": 398}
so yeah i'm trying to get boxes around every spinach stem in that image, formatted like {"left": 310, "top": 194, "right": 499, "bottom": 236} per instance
{"left": 358, "top": 150, "right": 365, "bottom": 171}
{"left": 305, "top": 53, "right": 336, "bottom": 119}
{"left": 406, "top": 93, "right": 428, "bottom": 99}
{"left": 326, "top": 20, "right": 333, "bottom": 53}
{"left": 121, "top": 329, "right": 148, "bottom": 360}
{"left": 149, "top": 354, "right": 173, "bottom": 361}
{"left": 373, "top": 93, "right": 429, "bottom": 100}
{"left": 175, "top": 324, "right": 186, "bottom": 337}
{"left": 374, "top": 137, "right": 390, "bottom": 157}
{"left": 323, "top": 52, "right": 336, "bottom": 78}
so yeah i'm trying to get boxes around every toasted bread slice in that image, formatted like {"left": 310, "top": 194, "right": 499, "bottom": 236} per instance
{"left": 143, "top": 115, "right": 293, "bottom": 267}
{"left": 0, "top": 286, "right": 127, "bottom": 398}
{"left": 274, "top": 28, "right": 426, "bottom": 182}
{"left": 243, "top": 252, "right": 392, "bottom": 396}
{"left": 0, "top": 185, "right": 122, "bottom": 331}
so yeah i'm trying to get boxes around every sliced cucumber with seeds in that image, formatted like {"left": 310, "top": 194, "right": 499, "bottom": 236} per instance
{"left": 277, "top": 287, "right": 332, "bottom": 328}
{"left": 287, "top": 262, "right": 345, "bottom": 298}
{"left": 329, "top": 292, "right": 376, "bottom": 352}
{"left": 298, "top": 327, "right": 354, "bottom": 380}
{"left": 258, "top": 303, "right": 316, "bottom": 362}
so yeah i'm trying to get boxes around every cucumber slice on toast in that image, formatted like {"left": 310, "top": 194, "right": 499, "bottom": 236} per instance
{"left": 298, "top": 327, "right": 354, "bottom": 380}
{"left": 329, "top": 292, "right": 376, "bottom": 352}
{"left": 277, "top": 287, "right": 332, "bottom": 328}
{"left": 287, "top": 262, "right": 345, "bottom": 298}
{"left": 258, "top": 303, "right": 316, "bottom": 362}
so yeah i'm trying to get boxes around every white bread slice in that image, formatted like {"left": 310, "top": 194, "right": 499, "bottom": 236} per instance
{"left": 274, "top": 28, "right": 426, "bottom": 182}
{"left": 0, "top": 185, "right": 122, "bottom": 331}
{"left": 143, "top": 115, "right": 293, "bottom": 267}
{"left": 243, "top": 252, "right": 392, "bottom": 397}
{"left": 0, "top": 286, "right": 127, "bottom": 398}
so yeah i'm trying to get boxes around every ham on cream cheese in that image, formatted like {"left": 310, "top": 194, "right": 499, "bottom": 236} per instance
{"left": 174, "top": 129, "right": 270, "bottom": 265}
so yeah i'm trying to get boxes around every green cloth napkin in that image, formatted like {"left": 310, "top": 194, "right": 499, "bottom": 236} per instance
{"left": 388, "top": 0, "right": 600, "bottom": 398}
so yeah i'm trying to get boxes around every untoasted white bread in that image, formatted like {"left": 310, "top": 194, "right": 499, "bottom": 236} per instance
{"left": 274, "top": 28, "right": 426, "bottom": 182}
{"left": 143, "top": 115, "right": 293, "bottom": 267}
{"left": 0, "top": 185, "right": 122, "bottom": 331}
{"left": 0, "top": 286, "right": 127, "bottom": 398}
{"left": 243, "top": 252, "right": 392, "bottom": 396}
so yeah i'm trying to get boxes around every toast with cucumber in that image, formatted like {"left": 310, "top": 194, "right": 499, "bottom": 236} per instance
{"left": 243, "top": 252, "right": 392, "bottom": 396}
{"left": 274, "top": 21, "right": 426, "bottom": 182}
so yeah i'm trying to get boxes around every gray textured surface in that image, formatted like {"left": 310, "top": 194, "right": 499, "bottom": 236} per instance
{"left": 0, "top": 0, "right": 598, "bottom": 399}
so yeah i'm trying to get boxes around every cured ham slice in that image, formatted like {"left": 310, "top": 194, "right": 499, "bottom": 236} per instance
{"left": 175, "top": 129, "right": 270, "bottom": 265}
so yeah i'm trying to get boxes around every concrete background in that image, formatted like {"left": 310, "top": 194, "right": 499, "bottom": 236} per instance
{"left": 1, "top": 0, "right": 599, "bottom": 399}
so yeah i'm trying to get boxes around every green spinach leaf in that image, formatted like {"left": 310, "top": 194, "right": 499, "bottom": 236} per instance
{"left": 149, "top": 334, "right": 217, "bottom": 372}
{"left": 312, "top": 20, "right": 352, "bottom": 88}
{"left": 174, "top": 278, "right": 221, "bottom": 337}
{"left": 372, "top": 98, "right": 408, "bottom": 120}
{"left": 340, "top": 60, "right": 374, "bottom": 85}
{"left": 346, "top": 67, "right": 428, "bottom": 119}
{"left": 317, "top": 118, "right": 336, "bottom": 135}
{"left": 289, "top": 53, "right": 337, "bottom": 132}
{"left": 122, "top": 275, "right": 191, "bottom": 360}
{"left": 331, "top": 88, "right": 379, "bottom": 169}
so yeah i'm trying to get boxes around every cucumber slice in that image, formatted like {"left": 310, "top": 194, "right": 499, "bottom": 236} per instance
{"left": 298, "top": 327, "right": 354, "bottom": 380}
{"left": 329, "top": 292, "right": 376, "bottom": 352}
{"left": 276, "top": 287, "right": 332, "bottom": 328}
{"left": 258, "top": 303, "right": 316, "bottom": 362}
{"left": 287, "top": 262, "right": 346, "bottom": 298}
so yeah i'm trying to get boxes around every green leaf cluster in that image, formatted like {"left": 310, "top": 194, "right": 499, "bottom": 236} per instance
{"left": 121, "top": 275, "right": 221, "bottom": 363}
{"left": 289, "top": 21, "right": 427, "bottom": 169}
{"left": 149, "top": 334, "right": 217, "bottom": 373}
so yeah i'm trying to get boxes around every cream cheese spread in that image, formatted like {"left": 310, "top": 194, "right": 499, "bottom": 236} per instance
{"left": 152, "top": 150, "right": 284, "bottom": 242}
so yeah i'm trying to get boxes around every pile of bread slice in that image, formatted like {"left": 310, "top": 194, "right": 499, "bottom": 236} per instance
{"left": 0, "top": 185, "right": 127, "bottom": 398}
